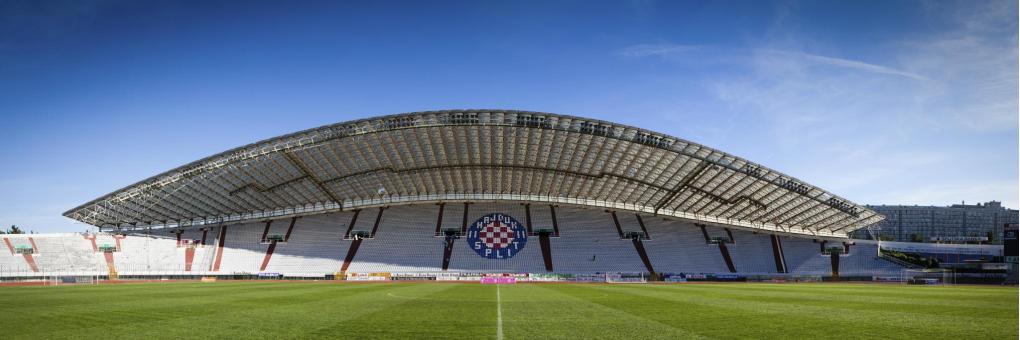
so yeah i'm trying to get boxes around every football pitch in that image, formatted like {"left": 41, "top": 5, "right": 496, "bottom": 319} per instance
{"left": 1, "top": 281, "right": 1015, "bottom": 339}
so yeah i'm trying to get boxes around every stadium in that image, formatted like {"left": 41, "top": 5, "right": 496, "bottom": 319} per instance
{"left": 1, "top": 110, "right": 1016, "bottom": 338}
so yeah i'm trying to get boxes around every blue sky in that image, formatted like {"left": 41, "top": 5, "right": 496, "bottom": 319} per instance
{"left": 1, "top": 0, "right": 1016, "bottom": 233}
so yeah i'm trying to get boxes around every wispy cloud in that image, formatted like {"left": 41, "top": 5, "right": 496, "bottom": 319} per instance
{"left": 688, "top": 2, "right": 1016, "bottom": 207}
{"left": 897, "top": 14, "right": 1019, "bottom": 132}
{"left": 615, "top": 43, "right": 700, "bottom": 58}
{"left": 619, "top": 44, "right": 928, "bottom": 80}
{"left": 762, "top": 50, "right": 928, "bottom": 81}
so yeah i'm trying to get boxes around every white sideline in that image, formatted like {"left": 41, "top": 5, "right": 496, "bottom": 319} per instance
{"left": 496, "top": 285, "right": 504, "bottom": 340}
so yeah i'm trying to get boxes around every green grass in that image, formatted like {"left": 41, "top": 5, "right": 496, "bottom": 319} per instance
{"left": 0, "top": 282, "right": 1015, "bottom": 339}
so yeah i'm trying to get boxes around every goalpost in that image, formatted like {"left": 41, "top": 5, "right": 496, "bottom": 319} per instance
{"left": 901, "top": 268, "right": 955, "bottom": 285}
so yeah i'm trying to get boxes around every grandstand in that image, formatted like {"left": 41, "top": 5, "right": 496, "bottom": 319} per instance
{"left": 1, "top": 204, "right": 903, "bottom": 279}
{"left": 4, "top": 110, "right": 904, "bottom": 282}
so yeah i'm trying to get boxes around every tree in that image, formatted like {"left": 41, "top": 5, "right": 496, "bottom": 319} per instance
{"left": 7, "top": 225, "right": 24, "bottom": 234}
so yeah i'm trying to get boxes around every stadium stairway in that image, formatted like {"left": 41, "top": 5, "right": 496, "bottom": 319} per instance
{"left": 260, "top": 240, "right": 277, "bottom": 272}
{"left": 22, "top": 253, "right": 39, "bottom": 273}
{"left": 840, "top": 243, "right": 904, "bottom": 276}
{"left": 782, "top": 237, "right": 832, "bottom": 275}
{"left": 539, "top": 233, "right": 553, "bottom": 271}
{"left": 196, "top": 228, "right": 219, "bottom": 273}
{"left": 460, "top": 203, "right": 471, "bottom": 235}
{"left": 635, "top": 215, "right": 651, "bottom": 239}
{"left": 438, "top": 202, "right": 472, "bottom": 271}
{"left": 218, "top": 220, "right": 290, "bottom": 273}
{"left": 212, "top": 225, "right": 227, "bottom": 272}
{"left": 610, "top": 211, "right": 625, "bottom": 238}
{"left": 283, "top": 218, "right": 296, "bottom": 242}
{"left": 624, "top": 217, "right": 727, "bottom": 274}
{"left": 83, "top": 234, "right": 98, "bottom": 252}
{"left": 344, "top": 206, "right": 441, "bottom": 273}
{"left": 549, "top": 205, "right": 561, "bottom": 236}
{"left": 524, "top": 204, "right": 534, "bottom": 234}
{"left": 258, "top": 220, "right": 278, "bottom": 272}
{"left": 261, "top": 220, "right": 276, "bottom": 243}
{"left": 263, "top": 212, "right": 349, "bottom": 276}
{"left": 696, "top": 224, "right": 737, "bottom": 273}
{"left": 725, "top": 229, "right": 778, "bottom": 274}
{"left": 550, "top": 206, "right": 647, "bottom": 274}
{"left": 831, "top": 251, "right": 840, "bottom": 278}
{"left": 441, "top": 237, "right": 455, "bottom": 271}
{"left": 699, "top": 224, "right": 711, "bottom": 242}
{"left": 94, "top": 240, "right": 117, "bottom": 278}
{"left": 339, "top": 208, "right": 384, "bottom": 274}
{"left": 25, "top": 237, "right": 40, "bottom": 272}
{"left": 439, "top": 202, "right": 476, "bottom": 272}
{"left": 531, "top": 204, "right": 558, "bottom": 272}
{"left": 342, "top": 209, "right": 364, "bottom": 240}
{"left": 82, "top": 234, "right": 118, "bottom": 276}
{"left": 631, "top": 238, "right": 657, "bottom": 278}
{"left": 769, "top": 235, "right": 788, "bottom": 273}
{"left": 614, "top": 212, "right": 651, "bottom": 240}
{"left": 3, "top": 237, "right": 39, "bottom": 272}
{"left": 717, "top": 241, "right": 736, "bottom": 273}
{"left": 433, "top": 203, "right": 445, "bottom": 236}
{"left": 184, "top": 247, "right": 196, "bottom": 272}
{"left": 340, "top": 239, "right": 362, "bottom": 274}
{"left": 105, "top": 252, "right": 117, "bottom": 279}
{"left": 256, "top": 217, "right": 299, "bottom": 272}
{"left": 180, "top": 227, "right": 210, "bottom": 273}
{"left": 369, "top": 207, "right": 385, "bottom": 238}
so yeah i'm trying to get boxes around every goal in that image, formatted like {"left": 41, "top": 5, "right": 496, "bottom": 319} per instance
{"left": 605, "top": 273, "right": 648, "bottom": 283}
{"left": 901, "top": 268, "right": 955, "bottom": 285}
{"left": 45, "top": 275, "right": 101, "bottom": 286}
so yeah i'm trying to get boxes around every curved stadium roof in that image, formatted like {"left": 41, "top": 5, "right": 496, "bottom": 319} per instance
{"left": 65, "top": 110, "right": 883, "bottom": 238}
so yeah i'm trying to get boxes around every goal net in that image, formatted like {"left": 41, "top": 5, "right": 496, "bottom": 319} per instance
{"left": 605, "top": 273, "right": 647, "bottom": 283}
{"left": 901, "top": 269, "right": 954, "bottom": 285}
{"left": 46, "top": 275, "right": 100, "bottom": 286}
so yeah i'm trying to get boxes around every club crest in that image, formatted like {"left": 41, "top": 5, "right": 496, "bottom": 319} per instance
{"left": 466, "top": 213, "right": 528, "bottom": 259}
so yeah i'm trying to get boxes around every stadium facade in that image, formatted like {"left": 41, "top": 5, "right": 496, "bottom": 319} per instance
{"left": 2, "top": 110, "right": 908, "bottom": 281}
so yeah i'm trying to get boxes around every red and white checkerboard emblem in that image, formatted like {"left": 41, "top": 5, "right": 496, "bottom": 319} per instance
{"left": 467, "top": 213, "right": 528, "bottom": 259}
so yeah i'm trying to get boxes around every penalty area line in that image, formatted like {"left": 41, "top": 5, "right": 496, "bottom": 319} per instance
{"left": 496, "top": 285, "right": 504, "bottom": 340}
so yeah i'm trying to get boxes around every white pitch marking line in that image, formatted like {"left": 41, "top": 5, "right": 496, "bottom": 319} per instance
{"left": 496, "top": 285, "right": 504, "bottom": 340}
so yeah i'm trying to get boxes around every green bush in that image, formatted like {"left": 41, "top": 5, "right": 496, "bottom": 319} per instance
{"left": 881, "top": 249, "right": 940, "bottom": 268}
